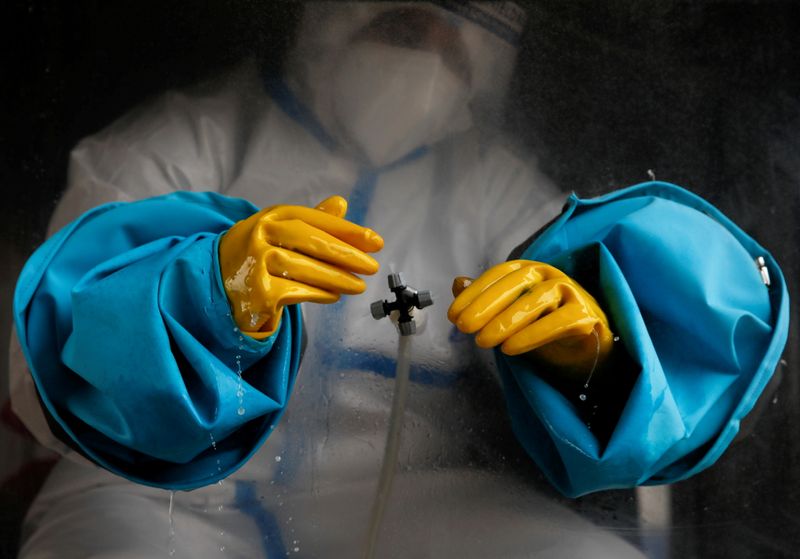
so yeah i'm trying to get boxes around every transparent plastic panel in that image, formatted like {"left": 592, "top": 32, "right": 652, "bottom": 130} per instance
{"left": 3, "top": 2, "right": 799, "bottom": 558}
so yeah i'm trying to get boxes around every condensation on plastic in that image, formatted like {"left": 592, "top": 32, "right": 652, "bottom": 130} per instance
{"left": 10, "top": 3, "right": 650, "bottom": 558}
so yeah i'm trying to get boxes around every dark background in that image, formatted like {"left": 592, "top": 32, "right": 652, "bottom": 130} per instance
{"left": 2, "top": 1, "right": 799, "bottom": 557}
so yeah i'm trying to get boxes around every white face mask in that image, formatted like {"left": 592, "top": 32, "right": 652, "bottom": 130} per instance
{"left": 331, "top": 42, "right": 473, "bottom": 167}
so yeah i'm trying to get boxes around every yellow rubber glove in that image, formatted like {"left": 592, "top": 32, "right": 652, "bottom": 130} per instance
{"left": 219, "top": 195, "right": 384, "bottom": 339}
{"left": 448, "top": 260, "right": 614, "bottom": 378}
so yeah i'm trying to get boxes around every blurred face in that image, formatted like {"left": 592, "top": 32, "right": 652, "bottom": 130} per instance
{"left": 351, "top": 7, "right": 471, "bottom": 86}
{"left": 331, "top": 7, "right": 474, "bottom": 166}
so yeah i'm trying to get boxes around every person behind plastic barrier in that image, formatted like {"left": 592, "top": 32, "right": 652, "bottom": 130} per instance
{"left": 11, "top": 3, "right": 651, "bottom": 558}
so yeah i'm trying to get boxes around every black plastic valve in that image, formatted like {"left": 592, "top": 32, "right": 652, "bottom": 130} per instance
{"left": 370, "top": 273, "right": 433, "bottom": 336}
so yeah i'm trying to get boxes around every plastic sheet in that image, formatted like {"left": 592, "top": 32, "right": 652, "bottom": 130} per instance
{"left": 500, "top": 182, "right": 790, "bottom": 497}
{"left": 13, "top": 193, "right": 303, "bottom": 488}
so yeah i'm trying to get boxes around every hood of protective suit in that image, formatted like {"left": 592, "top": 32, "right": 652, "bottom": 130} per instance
{"left": 284, "top": 1, "right": 527, "bottom": 147}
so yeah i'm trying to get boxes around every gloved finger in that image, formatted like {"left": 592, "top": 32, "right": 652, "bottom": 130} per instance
{"left": 453, "top": 265, "right": 551, "bottom": 334}
{"left": 245, "top": 283, "right": 339, "bottom": 336}
{"left": 500, "top": 305, "right": 598, "bottom": 356}
{"left": 266, "top": 248, "right": 366, "bottom": 295}
{"left": 451, "top": 276, "right": 473, "bottom": 297}
{"left": 264, "top": 219, "right": 380, "bottom": 275}
{"left": 269, "top": 277, "right": 340, "bottom": 307}
{"left": 269, "top": 206, "right": 384, "bottom": 253}
{"left": 315, "top": 195, "right": 348, "bottom": 219}
{"left": 474, "top": 280, "right": 566, "bottom": 348}
{"left": 447, "top": 260, "right": 531, "bottom": 323}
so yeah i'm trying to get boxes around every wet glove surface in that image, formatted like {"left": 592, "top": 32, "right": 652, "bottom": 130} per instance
{"left": 448, "top": 260, "right": 614, "bottom": 377}
{"left": 448, "top": 260, "right": 629, "bottom": 448}
{"left": 219, "top": 195, "right": 384, "bottom": 338}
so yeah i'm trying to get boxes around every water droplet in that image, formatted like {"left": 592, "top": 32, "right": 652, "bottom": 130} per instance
{"left": 613, "top": 336, "right": 620, "bottom": 342}
{"left": 237, "top": 407, "right": 246, "bottom": 416}
{"left": 275, "top": 455, "right": 282, "bottom": 462}
{"left": 579, "top": 394, "right": 587, "bottom": 401}
{"left": 294, "top": 547, "right": 300, "bottom": 553}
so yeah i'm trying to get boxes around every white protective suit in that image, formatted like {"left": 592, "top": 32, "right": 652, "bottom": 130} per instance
{"left": 11, "top": 3, "right": 646, "bottom": 558}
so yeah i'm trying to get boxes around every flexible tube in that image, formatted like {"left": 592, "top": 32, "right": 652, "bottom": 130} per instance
{"left": 363, "top": 334, "right": 412, "bottom": 559}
